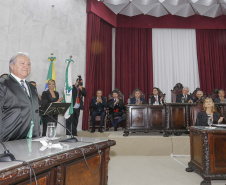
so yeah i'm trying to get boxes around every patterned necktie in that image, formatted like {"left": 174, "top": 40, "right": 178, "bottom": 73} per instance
{"left": 20, "top": 80, "right": 29, "bottom": 97}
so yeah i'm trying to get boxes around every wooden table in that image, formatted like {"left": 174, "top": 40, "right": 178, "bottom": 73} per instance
{"left": 0, "top": 137, "right": 116, "bottom": 185}
{"left": 123, "top": 103, "right": 226, "bottom": 136}
{"left": 186, "top": 126, "right": 226, "bottom": 185}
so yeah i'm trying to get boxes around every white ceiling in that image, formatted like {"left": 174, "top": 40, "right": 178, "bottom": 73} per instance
{"left": 99, "top": 0, "right": 226, "bottom": 18}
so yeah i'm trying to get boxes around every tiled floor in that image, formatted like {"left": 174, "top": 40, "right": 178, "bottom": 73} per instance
{"left": 108, "top": 156, "right": 226, "bottom": 185}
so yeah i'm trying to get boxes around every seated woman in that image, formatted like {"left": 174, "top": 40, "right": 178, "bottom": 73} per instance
{"left": 129, "top": 89, "right": 146, "bottom": 105}
{"left": 41, "top": 79, "right": 63, "bottom": 136}
{"left": 196, "top": 97, "right": 223, "bottom": 126}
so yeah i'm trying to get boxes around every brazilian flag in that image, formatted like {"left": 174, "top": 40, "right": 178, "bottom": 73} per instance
{"left": 45, "top": 57, "right": 56, "bottom": 90}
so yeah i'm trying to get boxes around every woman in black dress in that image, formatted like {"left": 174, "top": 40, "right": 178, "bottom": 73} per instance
{"left": 196, "top": 97, "right": 223, "bottom": 126}
{"left": 41, "top": 79, "right": 63, "bottom": 136}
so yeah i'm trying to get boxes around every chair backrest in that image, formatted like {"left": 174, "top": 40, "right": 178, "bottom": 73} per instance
{"left": 171, "top": 83, "right": 184, "bottom": 103}
{"left": 149, "top": 88, "right": 165, "bottom": 104}
{"left": 108, "top": 89, "right": 124, "bottom": 103}
{"left": 190, "top": 88, "right": 201, "bottom": 100}
{"left": 208, "top": 89, "right": 219, "bottom": 100}
{"left": 190, "top": 99, "right": 205, "bottom": 126}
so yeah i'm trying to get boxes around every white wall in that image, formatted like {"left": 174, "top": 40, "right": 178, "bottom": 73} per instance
{"left": 0, "top": 0, "right": 87, "bottom": 134}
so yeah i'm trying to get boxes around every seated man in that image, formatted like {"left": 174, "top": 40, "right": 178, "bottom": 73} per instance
{"left": 130, "top": 88, "right": 146, "bottom": 105}
{"left": 193, "top": 90, "right": 204, "bottom": 103}
{"left": 214, "top": 89, "right": 226, "bottom": 103}
{"left": 176, "top": 87, "right": 193, "bottom": 103}
{"left": 89, "top": 90, "right": 107, "bottom": 133}
{"left": 108, "top": 90, "right": 125, "bottom": 131}
{"left": 150, "top": 87, "right": 164, "bottom": 105}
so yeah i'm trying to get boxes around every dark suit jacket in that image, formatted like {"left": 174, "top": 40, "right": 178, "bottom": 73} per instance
{"left": 130, "top": 97, "right": 146, "bottom": 105}
{"left": 150, "top": 96, "right": 164, "bottom": 105}
{"left": 196, "top": 111, "right": 220, "bottom": 126}
{"left": 176, "top": 94, "right": 193, "bottom": 103}
{"left": 72, "top": 85, "right": 87, "bottom": 110}
{"left": 214, "top": 97, "right": 226, "bottom": 103}
{"left": 107, "top": 99, "right": 124, "bottom": 117}
{"left": 0, "top": 75, "right": 40, "bottom": 142}
{"left": 89, "top": 97, "right": 107, "bottom": 112}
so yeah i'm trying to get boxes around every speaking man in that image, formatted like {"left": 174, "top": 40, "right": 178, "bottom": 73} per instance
{"left": 0, "top": 53, "right": 40, "bottom": 142}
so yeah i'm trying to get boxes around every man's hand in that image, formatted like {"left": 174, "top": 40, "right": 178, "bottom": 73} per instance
{"left": 115, "top": 98, "right": 119, "bottom": 105}
{"left": 188, "top": 100, "right": 193, "bottom": 103}
{"left": 160, "top": 96, "right": 163, "bottom": 102}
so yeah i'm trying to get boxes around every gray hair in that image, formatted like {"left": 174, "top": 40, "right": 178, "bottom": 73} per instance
{"left": 183, "top": 87, "right": 189, "bottom": 91}
{"left": 9, "top": 52, "right": 30, "bottom": 72}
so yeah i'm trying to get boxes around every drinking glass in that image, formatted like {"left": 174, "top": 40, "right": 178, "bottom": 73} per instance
{"left": 46, "top": 122, "right": 56, "bottom": 145}
{"left": 207, "top": 117, "right": 213, "bottom": 127}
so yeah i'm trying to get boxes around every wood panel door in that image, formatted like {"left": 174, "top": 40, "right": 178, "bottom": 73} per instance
{"left": 127, "top": 106, "right": 148, "bottom": 129}
{"left": 148, "top": 105, "right": 166, "bottom": 130}
{"left": 65, "top": 153, "right": 103, "bottom": 185}
{"left": 169, "top": 105, "right": 187, "bottom": 129}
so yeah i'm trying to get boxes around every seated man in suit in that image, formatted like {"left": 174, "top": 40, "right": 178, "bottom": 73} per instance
{"left": 150, "top": 87, "right": 164, "bottom": 105}
{"left": 214, "top": 89, "right": 226, "bottom": 103}
{"left": 130, "top": 88, "right": 146, "bottom": 105}
{"left": 176, "top": 87, "right": 193, "bottom": 103}
{"left": 90, "top": 90, "right": 107, "bottom": 133}
{"left": 193, "top": 90, "right": 204, "bottom": 103}
{"left": 108, "top": 90, "right": 125, "bottom": 131}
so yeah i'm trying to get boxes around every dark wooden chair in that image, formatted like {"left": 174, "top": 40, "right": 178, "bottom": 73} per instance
{"left": 149, "top": 88, "right": 165, "bottom": 104}
{"left": 88, "top": 96, "right": 108, "bottom": 131}
{"left": 171, "top": 83, "right": 184, "bottom": 103}
{"left": 190, "top": 99, "right": 205, "bottom": 126}
{"left": 107, "top": 89, "right": 126, "bottom": 129}
{"left": 190, "top": 88, "right": 207, "bottom": 102}
{"left": 208, "top": 89, "right": 219, "bottom": 100}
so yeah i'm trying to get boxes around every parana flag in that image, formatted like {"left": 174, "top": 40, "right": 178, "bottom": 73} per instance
{"left": 63, "top": 59, "right": 74, "bottom": 119}
{"left": 45, "top": 56, "right": 56, "bottom": 90}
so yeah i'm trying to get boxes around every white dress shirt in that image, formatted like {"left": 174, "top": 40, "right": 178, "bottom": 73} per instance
{"left": 11, "top": 73, "right": 30, "bottom": 96}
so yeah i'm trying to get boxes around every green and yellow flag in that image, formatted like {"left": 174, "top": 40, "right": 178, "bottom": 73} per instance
{"left": 45, "top": 56, "right": 56, "bottom": 90}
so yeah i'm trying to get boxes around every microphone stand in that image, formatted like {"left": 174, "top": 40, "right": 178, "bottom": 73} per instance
{"left": 0, "top": 142, "right": 16, "bottom": 162}
{"left": 39, "top": 109, "right": 78, "bottom": 142}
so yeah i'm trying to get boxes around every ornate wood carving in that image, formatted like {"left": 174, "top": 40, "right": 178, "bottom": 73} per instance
{"left": 56, "top": 166, "right": 61, "bottom": 185}
{"left": 186, "top": 127, "right": 226, "bottom": 185}
{"left": 171, "top": 83, "right": 184, "bottom": 103}
{"left": 0, "top": 140, "right": 116, "bottom": 184}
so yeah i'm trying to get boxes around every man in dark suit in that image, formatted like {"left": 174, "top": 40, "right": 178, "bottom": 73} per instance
{"left": 90, "top": 90, "right": 107, "bottom": 133}
{"left": 176, "top": 87, "right": 193, "bottom": 103}
{"left": 66, "top": 78, "right": 87, "bottom": 136}
{"left": 150, "top": 87, "right": 164, "bottom": 105}
{"left": 107, "top": 90, "right": 125, "bottom": 131}
{"left": 130, "top": 88, "right": 146, "bottom": 104}
{"left": 214, "top": 89, "right": 226, "bottom": 103}
{"left": 193, "top": 90, "right": 204, "bottom": 103}
{"left": 0, "top": 53, "right": 40, "bottom": 142}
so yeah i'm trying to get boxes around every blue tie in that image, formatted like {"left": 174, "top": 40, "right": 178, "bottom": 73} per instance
{"left": 20, "top": 80, "right": 29, "bottom": 97}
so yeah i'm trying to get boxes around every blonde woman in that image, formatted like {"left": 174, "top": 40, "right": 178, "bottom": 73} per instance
{"left": 196, "top": 97, "right": 224, "bottom": 126}
{"left": 41, "top": 79, "right": 63, "bottom": 136}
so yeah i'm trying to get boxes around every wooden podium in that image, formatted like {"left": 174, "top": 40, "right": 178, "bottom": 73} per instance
{"left": 0, "top": 138, "right": 116, "bottom": 185}
{"left": 186, "top": 126, "right": 226, "bottom": 185}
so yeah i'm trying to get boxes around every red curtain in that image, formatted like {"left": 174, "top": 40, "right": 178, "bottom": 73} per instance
{"left": 196, "top": 29, "right": 226, "bottom": 94}
{"left": 82, "top": 13, "right": 112, "bottom": 130}
{"left": 115, "top": 28, "right": 153, "bottom": 102}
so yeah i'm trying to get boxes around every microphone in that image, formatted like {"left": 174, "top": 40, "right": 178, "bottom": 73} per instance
{"left": 0, "top": 142, "right": 16, "bottom": 162}
{"left": 39, "top": 109, "right": 78, "bottom": 143}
